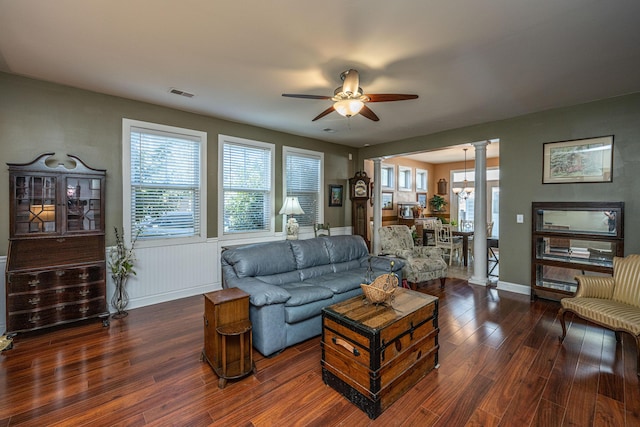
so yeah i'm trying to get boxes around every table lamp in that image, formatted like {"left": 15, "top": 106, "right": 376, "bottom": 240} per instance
{"left": 279, "top": 197, "right": 305, "bottom": 240}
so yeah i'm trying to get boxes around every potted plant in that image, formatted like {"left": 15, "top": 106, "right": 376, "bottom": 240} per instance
{"left": 108, "top": 227, "right": 140, "bottom": 318}
{"left": 429, "top": 195, "right": 448, "bottom": 212}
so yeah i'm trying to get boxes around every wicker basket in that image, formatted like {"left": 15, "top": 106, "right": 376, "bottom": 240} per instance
{"left": 361, "top": 274, "right": 399, "bottom": 304}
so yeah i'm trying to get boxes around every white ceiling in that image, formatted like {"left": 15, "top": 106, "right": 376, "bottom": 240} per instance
{"left": 2, "top": 0, "right": 640, "bottom": 155}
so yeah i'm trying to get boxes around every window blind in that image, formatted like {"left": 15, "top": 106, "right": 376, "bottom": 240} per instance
{"left": 222, "top": 141, "right": 272, "bottom": 233}
{"left": 285, "top": 151, "right": 321, "bottom": 227}
{"left": 130, "top": 127, "right": 201, "bottom": 239}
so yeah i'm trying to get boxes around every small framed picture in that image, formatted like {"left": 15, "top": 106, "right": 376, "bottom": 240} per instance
{"left": 416, "top": 192, "right": 427, "bottom": 208}
{"left": 543, "top": 136, "right": 613, "bottom": 183}
{"left": 382, "top": 192, "right": 394, "bottom": 210}
{"left": 328, "top": 184, "right": 343, "bottom": 207}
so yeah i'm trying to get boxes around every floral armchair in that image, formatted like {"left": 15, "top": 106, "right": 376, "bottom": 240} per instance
{"left": 379, "top": 225, "right": 448, "bottom": 290}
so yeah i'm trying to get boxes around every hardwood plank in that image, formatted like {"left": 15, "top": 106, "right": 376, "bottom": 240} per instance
{"left": 478, "top": 345, "right": 538, "bottom": 418}
{"left": 622, "top": 334, "right": 640, "bottom": 425}
{"left": 529, "top": 398, "right": 565, "bottom": 427}
{"left": 598, "top": 330, "right": 625, "bottom": 402}
{"left": 542, "top": 317, "right": 587, "bottom": 407}
{"left": 0, "top": 280, "right": 634, "bottom": 426}
{"left": 563, "top": 361, "right": 599, "bottom": 426}
{"left": 594, "top": 394, "right": 626, "bottom": 426}
{"left": 433, "top": 374, "right": 494, "bottom": 426}
{"left": 498, "top": 374, "right": 549, "bottom": 426}
{"left": 465, "top": 408, "right": 500, "bottom": 427}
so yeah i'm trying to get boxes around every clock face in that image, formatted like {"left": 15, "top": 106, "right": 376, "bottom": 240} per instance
{"left": 354, "top": 180, "right": 367, "bottom": 197}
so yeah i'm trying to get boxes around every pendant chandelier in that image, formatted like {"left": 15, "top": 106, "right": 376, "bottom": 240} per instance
{"left": 452, "top": 148, "right": 474, "bottom": 199}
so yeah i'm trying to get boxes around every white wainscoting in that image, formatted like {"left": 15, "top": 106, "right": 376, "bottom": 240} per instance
{"left": 112, "top": 238, "right": 221, "bottom": 311}
{"left": 0, "top": 228, "right": 354, "bottom": 333}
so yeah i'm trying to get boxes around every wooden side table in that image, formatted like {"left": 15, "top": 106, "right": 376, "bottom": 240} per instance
{"left": 202, "top": 288, "right": 254, "bottom": 388}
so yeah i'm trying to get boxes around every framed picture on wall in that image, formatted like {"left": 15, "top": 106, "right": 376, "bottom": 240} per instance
{"left": 543, "top": 136, "right": 613, "bottom": 183}
{"left": 382, "top": 192, "right": 394, "bottom": 210}
{"left": 328, "top": 184, "right": 343, "bottom": 207}
{"left": 416, "top": 192, "right": 427, "bottom": 208}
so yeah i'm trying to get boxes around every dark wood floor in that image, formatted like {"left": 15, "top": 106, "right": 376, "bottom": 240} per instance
{"left": 1, "top": 278, "right": 639, "bottom": 426}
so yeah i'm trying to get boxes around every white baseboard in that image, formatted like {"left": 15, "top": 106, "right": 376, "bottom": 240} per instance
{"left": 125, "top": 282, "right": 222, "bottom": 311}
{"left": 496, "top": 280, "right": 531, "bottom": 296}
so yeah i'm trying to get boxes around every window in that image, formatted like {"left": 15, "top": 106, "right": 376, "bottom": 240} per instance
{"left": 283, "top": 147, "right": 323, "bottom": 228}
{"left": 123, "top": 119, "right": 206, "bottom": 245}
{"left": 219, "top": 135, "right": 274, "bottom": 237}
{"left": 451, "top": 167, "right": 500, "bottom": 224}
{"left": 381, "top": 164, "right": 395, "bottom": 189}
{"left": 398, "top": 166, "right": 412, "bottom": 191}
{"left": 416, "top": 169, "right": 428, "bottom": 191}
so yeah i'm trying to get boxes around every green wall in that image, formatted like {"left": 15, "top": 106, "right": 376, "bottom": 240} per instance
{"left": 360, "top": 93, "right": 640, "bottom": 286}
{"left": 0, "top": 72, "right": 354, "bottom": 251}
{"left": 3, "top": 71, "right": 639, "bottom": 288}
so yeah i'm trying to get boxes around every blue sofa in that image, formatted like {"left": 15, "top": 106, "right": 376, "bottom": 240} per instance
{"left": 220, "top": 235, "right": 403, "bottom": 356}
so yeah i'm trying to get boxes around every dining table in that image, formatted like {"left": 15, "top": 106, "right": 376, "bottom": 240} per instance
{"left": 423, "top": 227, "right": 474, "bottom": 266}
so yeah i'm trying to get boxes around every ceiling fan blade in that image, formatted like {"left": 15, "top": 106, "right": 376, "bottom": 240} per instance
{"left": 366, "top": 94, "right": 419, "bottom": 102}
{"left": 312, "top": 106, "right": 336, "bottom": 121}
{"left": 282, "top": 94, "right": 332, "bottom": 100}
{"left": 359, "top": 105, "right": 380, "bottom": 122}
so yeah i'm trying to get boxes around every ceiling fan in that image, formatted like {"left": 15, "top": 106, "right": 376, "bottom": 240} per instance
{"left": 282, "top": 69, "right": 418, "bottom": 122}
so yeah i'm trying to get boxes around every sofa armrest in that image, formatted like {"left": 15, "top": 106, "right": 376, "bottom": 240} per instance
{"left": 367, "top": 255, "right": 405, "bottom": 272}
{"left": 226, "top": 277, "right": 291, "bottom": 307}
{"left": 574, "top": 275, "right": 615, "bottom": 299}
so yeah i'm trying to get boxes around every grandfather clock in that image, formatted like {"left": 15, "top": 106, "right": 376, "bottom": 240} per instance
{"left": 349, "top": 171, "right": 370, "bottom": 248}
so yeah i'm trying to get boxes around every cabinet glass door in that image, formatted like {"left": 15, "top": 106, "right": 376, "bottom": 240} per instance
{"left": 65, "top": 177, "right": 102, "bottom": 232}
{"left": 14, "top": 175, "right": 57, "bottom": 235}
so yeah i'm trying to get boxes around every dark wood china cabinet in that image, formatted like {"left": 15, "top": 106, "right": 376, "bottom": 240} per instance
{"left": 5, "top": 153, "right": 109, "bottom": 334}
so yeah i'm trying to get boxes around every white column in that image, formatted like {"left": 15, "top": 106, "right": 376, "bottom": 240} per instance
{"left": 469, "top": 141, "right": 490, "bottom": 286}
{"left": 372, "top": 159, "right": 382, "bottom": 255}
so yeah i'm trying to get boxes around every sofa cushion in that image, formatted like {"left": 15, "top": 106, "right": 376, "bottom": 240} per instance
{"left": 305, "top": 270, "right": 365, "bottom": 294}
{"left": 280, "top": 283, "right": 334, "bottom": 307}
{"left": 285, "top": 297, "right": 333, "bottom": 323}
{"left": 256, "top": 271, "right": 302, "bottom": 285}
{"left": 561, "top": 297, "right": 640, "bottom": 336}
{"left": 223, "top": 241, "right": 295, "bottom": 278}
{"left": 290, "top": 238, "right": 331, "bottom": 270}
{"left": 322, "top": 235, "right": 369, "bottom": 264}
{"left": 299, "top": 264, "right": 334, "bottom": 281}
{"left": 333, "top": 259, "right": 364, "bottom": 273}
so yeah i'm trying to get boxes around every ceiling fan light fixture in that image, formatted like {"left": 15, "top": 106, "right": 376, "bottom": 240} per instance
{"left": 334, "top": 99, "right": 364, "bottom": 117}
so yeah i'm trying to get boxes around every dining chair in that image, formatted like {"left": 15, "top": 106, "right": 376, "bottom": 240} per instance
{"left": 467, "top": 221, "right": 496, "bottom": 261}
{"left": 435, "top": 224, "right": 463, "bottom": 265}
{"left": 423, "top": 218, "right": 441, "bottom": 246}
{"left": 460, "top": 219, "right": 474, "bottom": 231}
{"left": 313, "top": 223, "right": 330, "bottom": 237}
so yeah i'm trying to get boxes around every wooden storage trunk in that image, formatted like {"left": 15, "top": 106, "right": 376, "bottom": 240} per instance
{"left": 321, "top": 288, "right": 439, "bottom": 419}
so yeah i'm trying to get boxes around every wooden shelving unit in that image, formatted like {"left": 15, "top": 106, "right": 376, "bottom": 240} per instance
{"left": 531, "top": 201, "right": 624, "bottom": 301}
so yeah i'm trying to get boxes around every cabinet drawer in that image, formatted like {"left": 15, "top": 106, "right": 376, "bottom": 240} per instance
{"left": 7, "top": 298, "right": 107, "bottom": 333}
{"left": 7, "top": 265, "right": 104, "bottom": 293}
{"left": 7, "top": 235, "right": 105, "bottom": 271}
{"left": 8, "top": 284, "right": 105, "bottom": 312}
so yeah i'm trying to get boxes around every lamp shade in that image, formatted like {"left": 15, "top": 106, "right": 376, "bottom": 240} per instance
{"left": 334, "top": 99, "right": 364, "bottom": 117}
{"left": 30, "top": 204, "right": 56, "bottom": 223}
{"left": 279, "top": 197, "right": 305, "bottom": 215}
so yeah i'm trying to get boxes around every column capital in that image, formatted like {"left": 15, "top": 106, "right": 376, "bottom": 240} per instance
{"left": 471, "top": 140, "right": 490, "bottom": 148}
